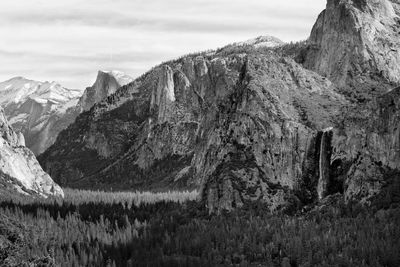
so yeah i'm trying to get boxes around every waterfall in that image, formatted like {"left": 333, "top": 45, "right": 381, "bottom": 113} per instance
{"left": 317, "top": 127, "right": 333, "bottom": 200}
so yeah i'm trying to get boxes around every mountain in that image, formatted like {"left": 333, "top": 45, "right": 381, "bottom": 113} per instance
{"left": 0, "top": 77, "right": 82, "bottom": 155}
{"left": 298, "top": 0, "right": 400, "bottom": 206}
{"left": 76, "top": 70, "right": 134, "bottom": 112}
{"left": 302, "top": 0, "right": 400, "bottom": 100}
{"left": 0, "top": 107, "right": 63, "bottom": 197}
{"left": 39, "top": 50, "right": 346, "bottom": 207}
{"left": 39, "top": 0, "right": 400, "bottom": 213}
{"left": 0, "top": 71, "right": 133, "bottom": 155}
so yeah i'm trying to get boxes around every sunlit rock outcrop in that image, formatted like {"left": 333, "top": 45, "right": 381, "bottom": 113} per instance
{"left": 303, "top": 0, "right": 400, "bottom": 99}
{"left": 0, "top": 108, "right": 63, "bottom": 197}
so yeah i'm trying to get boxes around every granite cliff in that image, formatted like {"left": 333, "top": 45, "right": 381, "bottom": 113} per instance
{"left": 0, "top": 108, "right": 63, "bottom": 197}
{"left": 39, "top": 0, "right": 400, "bottom": 212}
{"left": 299, "top": 0, "right": 400, "bottom": 207}
{"left": 76, "top": 70, "right": 133, "bottom": 112}
{"left": 303, "top": 0, "right": 400, "bottom": 100}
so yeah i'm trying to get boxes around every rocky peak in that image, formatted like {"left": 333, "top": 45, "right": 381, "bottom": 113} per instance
{"left": 303, "top": 0, "right": 400, "bottom": 98}
{"left": 77, "top": 70, "right": 133, "bottom": 112}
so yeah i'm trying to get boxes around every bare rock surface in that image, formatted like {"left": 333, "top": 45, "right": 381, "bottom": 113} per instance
{"left": 0, "top": 108, "right": 63, "bottom": 197}
{"left": 303, "top": 0, "right": 400, "bottom": 100}
{"left": 77, "top": 70, "right": 133, "bottom": 112}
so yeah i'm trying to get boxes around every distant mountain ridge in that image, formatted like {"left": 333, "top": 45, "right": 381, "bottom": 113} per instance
{"left": 0, "top": 77, "right": 82, "bottom": 155}
{"left": 0, "top": 71, "right": 133, "bottom": 155}
{"left": 0, "top": 77, "right": 81, "bottom": 106}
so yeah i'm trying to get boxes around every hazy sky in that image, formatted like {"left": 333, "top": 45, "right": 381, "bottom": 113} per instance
{"left": 0, "top": 0, "right": 326, "bottom": 89}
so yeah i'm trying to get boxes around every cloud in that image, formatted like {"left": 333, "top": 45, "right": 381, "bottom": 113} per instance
{"left": 0, "top": 0, "right": 326, "bottom": 88}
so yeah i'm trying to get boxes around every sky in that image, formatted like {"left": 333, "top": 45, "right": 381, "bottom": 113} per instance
{"left": 0, "top": 0, "right": 326, "bottom": 89}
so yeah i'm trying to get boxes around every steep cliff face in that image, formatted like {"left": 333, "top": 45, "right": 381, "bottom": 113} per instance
{"left": 196, "top": 54, "right": 346, "bottom": 213}
{"left": 331, "top": 87, "right": 400, "bottom": 203}
{"left": 298, "top": 0, "right": 400, "bottom": 205}
{"left": 0, "top": 77, "right": 82, "bottom": 155}
{"left": 0, "top": 108, "right": 63, "bottom": 197}
{"left": 303, "top": 0, "right": 400, "bottom": 100}
{"left": 77, "top": 70, "right": 133, "bottom": 112}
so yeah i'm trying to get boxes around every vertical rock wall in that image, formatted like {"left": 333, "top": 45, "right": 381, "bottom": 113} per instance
{"left": 0, "top": 108, "right": 64, "bottom": 197}
{"left": 303, "top": 0, "right": 400, "bottom": 99}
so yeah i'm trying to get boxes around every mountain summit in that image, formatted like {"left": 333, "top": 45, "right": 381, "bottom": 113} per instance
{"left": 77, "top": 70, "right": 134, "bottom": 112}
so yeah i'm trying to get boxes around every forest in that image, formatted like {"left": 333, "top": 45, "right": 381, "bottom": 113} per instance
{"left": 0, "top": 188, "right": 399, "bottom": 267}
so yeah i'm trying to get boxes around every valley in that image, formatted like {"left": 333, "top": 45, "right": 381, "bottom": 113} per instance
{"left": 0, "top": 0, "right": 400, "bottom": 266}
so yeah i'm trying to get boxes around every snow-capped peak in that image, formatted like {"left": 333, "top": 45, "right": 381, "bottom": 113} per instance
{"left": 236, "top": 35, "right": 284, "bottom": 48}
{"left": 0, "top": 77, "right": 82, "bottom": 106}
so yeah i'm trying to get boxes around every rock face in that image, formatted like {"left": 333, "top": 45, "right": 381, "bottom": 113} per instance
{"left": 303, "top": 0, "right": 400, "bottom": 100}
{"left": 300, "top": 0, "right": 400, "bottom": 205}
{"left": 0, "top": 77, "right": 82, "bottom": 155}
{"left": 196, "top": 55, "right": 346, "bottom": 213}
{"left": 0, "top": 108, "right": 63, "bottom": 197}
{"left": 39, "top": 0, "right": 400, "bottom": 212}
{"left": 77, "top": 70, "right": 133, "bottom": 112}
{"left": 331, "top": 87, "right": 400, "bottom": 204}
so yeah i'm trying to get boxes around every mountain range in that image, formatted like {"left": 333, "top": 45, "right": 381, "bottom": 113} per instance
{"left": 1, "top": 0, "right": 399, "bottom": 213}
{"left": 0, "top": 71, "right": 133, "bottom": 155}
